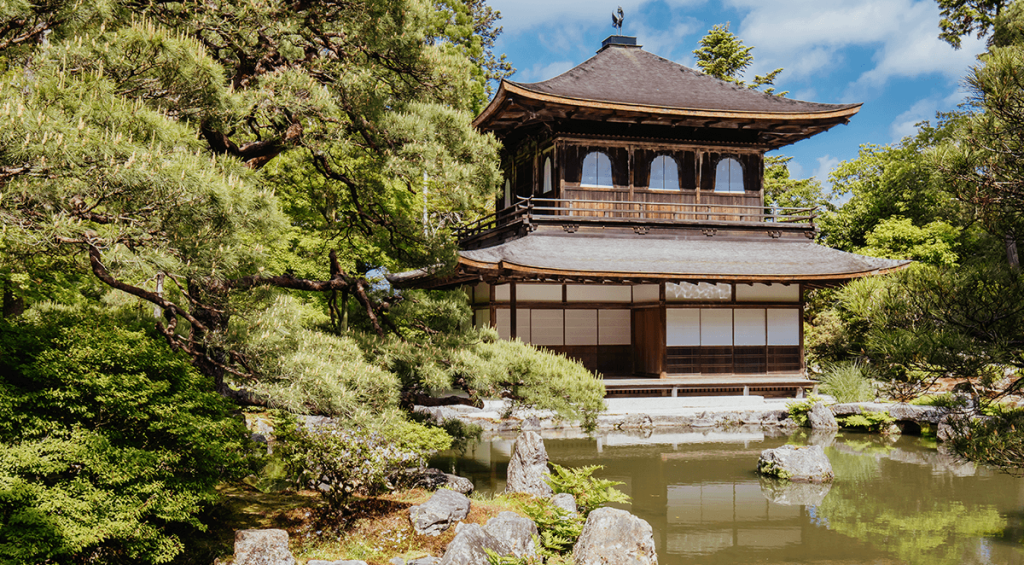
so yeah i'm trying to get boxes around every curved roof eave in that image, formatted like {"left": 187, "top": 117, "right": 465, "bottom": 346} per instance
{"left": 474, "top": 80, "right": 862, "bottom": 131}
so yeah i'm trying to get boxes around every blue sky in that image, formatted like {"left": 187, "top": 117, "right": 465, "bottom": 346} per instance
{"left": 485, "top": 0, "right": 987, "bottom": 194}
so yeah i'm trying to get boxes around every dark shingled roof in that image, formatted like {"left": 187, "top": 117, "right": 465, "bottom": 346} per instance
{"left": 458, "top": 234, "right": 908, "bottom": 282}
{"left": 509, "top": 44, "right": 859, "bottom": 116}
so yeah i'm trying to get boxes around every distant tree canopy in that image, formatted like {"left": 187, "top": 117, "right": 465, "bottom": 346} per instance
{"left": 805, "top": 0, "right": 1024, "bottom": 471}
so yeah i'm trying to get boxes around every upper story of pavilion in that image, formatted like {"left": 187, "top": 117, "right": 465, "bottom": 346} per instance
{"left": 459, "top": 35, "right": 861, "bottom": 249}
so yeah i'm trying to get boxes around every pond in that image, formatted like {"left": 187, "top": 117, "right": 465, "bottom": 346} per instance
{"left": 431, "top": 429, "right": 1024, "bottom": 565}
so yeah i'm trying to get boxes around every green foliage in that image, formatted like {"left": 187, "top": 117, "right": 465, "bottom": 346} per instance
{"left": 276, "top": 422, "right": 426, "bottom": 513}
{"left": 545, "top": 464, "right": 629, "bottom": 516}
{"left": 818, "top": 361, "right": 876, "bottom": 403}
{"left": 947, "top": 409, "right": 1024, "bottom": 474}
{"left": 787, "top": 394, "right": 829, "bottom": 427}
{"left": 937, "top": 0, "right": 1007, "bottom": 48}
{"left": 360, "top": 299, "right": 606, "bottom": 431}
{"left": 516, "top": 497, "right": 584, "bottom": 556}
{"left": 859, "top": 216, "right": 962, "bottom": 267}
{"left": 836, "top": 411, "right": 896, "bottom": 432}
{"left": 383, "top": 418, "right": 454, "bottom": 455}
{"left": 507, "top": 464, "right": 631, "bottom": 559}
{"left": 0, "top": 307, "right": 254, "bottom": 565}
{"left": 763, "top": 155, "right": 830, "bottom": 211}
{"left": 692, "top": 23, "right": 786, "bottom": 95}
{"left": 756, "top": 459, "right": 792, "bottom": 480}
{"left": 819, "top": 132, "right": 976, "bottom": 257}
{"left": 231, "top": 294, "right": 402, "bottom": 423}
{"left": 842, "top": 262, "right": 1024, "bottom": 403}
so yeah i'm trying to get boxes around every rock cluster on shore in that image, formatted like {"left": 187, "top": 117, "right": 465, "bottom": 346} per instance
{"left": 234, "top": 431, "right": 658, "bottom": 565}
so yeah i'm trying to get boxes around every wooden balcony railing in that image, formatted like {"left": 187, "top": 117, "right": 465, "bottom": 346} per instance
{"left": 454, "top": 196, "right": 817, "bottom": 241}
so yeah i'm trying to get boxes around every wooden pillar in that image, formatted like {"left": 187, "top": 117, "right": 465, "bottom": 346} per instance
{"left": 695, "top": 150, "right": 703, "bottom": 204}
{"left": 799, "top": 283, "right": 805, "bottom": 376}
{"left": 510, "top": 282, "right": 518, "bottom": 340}
{"left": 659, "top": 282, "right": 667, "bottom": 378}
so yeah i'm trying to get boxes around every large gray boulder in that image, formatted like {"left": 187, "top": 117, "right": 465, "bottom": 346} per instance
{"left": 759, "top": 477, "right": 832, "bottom": 506}
{"left": 307, "top": 560, "right": 368, "bottom": 565}
{"left": 573, "top": 507, "right": 658, "bottom": 565}
{"left": 757, "top": 444, "right": 834, "bottom": 483}
{"left": 808, "top": 402, "right": 839, "bottom": 430}
{"left": 505, "top": 431, "right": 553, "bottom": 497}
{"left": 234, "top": 529, "right": 296, "bottom": 565}
{"left": 485, "top": 511, "right": 538, "bottom": 558}
{"left": 409, "top": 489, "right": 471, "bottom": 536}
{"left": 439, "top": 523, "right": 512, "bottom": 565}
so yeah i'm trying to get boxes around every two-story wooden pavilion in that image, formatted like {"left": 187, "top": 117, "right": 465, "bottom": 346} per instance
{"left": 392, "top": 36, "right": 909, "bottom": 397}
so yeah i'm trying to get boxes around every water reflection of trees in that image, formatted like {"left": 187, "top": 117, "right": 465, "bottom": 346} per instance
{"left": 817, "top": 437, "right": 1005, "bottom": 565}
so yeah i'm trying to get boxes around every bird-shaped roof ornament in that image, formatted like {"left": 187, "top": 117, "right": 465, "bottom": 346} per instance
{"left": 612, "top": 7, "right": 624, "bottom": 34}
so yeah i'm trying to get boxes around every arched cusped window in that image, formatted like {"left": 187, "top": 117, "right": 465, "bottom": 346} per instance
{"left": 581, "top": 152, "right": 613, "bottom": 187}
{"left": 542, "top": 157, "right": 553, "bottom": 193}
{"left": 715, "top": 158, "right": 745, "bottom": 192}
{"left": 648, "top": 155, "right": 679, "bottom": 190}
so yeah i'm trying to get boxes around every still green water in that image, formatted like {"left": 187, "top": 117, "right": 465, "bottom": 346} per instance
{"left": 431, "top": 429, "right": 1024, "bottom": 565}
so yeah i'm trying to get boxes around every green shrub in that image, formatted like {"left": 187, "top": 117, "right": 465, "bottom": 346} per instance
{"left": 276, "top": 422, "right": 427, "bottom": 513}
{"left": 818, "top": 361, "right": 876, "bottom": 403}
{"left": 0, "top": 310, "right": 254, "bottom": 565}
{"left": 836, "top": 411, "right": 896, "bottom": 432}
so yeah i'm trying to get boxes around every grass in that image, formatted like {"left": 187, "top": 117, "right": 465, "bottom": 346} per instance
{"left": 818, "top": 361, "right": 875, "bottom": 403}
{"left": 207, "top": 485, "right": 527, "bottom": 564}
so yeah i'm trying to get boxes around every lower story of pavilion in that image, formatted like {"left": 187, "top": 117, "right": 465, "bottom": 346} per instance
{"left": 392, "top": 231, "right": 910, "bottom": 397}
{"left": 463, "top": 280, "right": 817, "bottom": 397}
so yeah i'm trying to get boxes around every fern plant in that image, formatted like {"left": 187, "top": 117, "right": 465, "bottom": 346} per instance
{"left": 546, "top": 463, "right": 630, "bottom": 516}
{"left": 836, "top": 411, "right": 895, "bottom": 432}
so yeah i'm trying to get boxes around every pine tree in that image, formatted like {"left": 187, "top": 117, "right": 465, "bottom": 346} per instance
{"left": 692, "top": 23, "right": 786, "bottom": 95}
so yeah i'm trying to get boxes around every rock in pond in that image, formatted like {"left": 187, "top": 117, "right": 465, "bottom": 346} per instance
{"left": 505, "top": 431, "right": 553, "bottom": 497}
{"left": 573, "top": 507, "right": 658, "bottom": 565}
{"left": 808, "top": 402, "right": 838, "bottom": 430}
{"left": 234, "top": 529, "right": 296, "bottom": 565}
{"left": 757, "top": 444, "right": 834, "bottom": 483}
{"left": 409, "top": 489, "right": 471, "bottom": 536}
{"left": 759, "top": 477, "right": 832, "bottom": 506}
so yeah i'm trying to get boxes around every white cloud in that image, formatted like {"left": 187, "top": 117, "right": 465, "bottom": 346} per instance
{"left": 889, "top": 89, "right": 969, "bottom": 141}
{"left": 787, "top": 160, "right": 805, "bottom": 179}
{"left": 516, "top": 60, "right": 576, "bottom": 82}
{"left": 630, "top": 19, "right": 702, "bottom": 61}
{"left": 724, "top": 0, "right": 986, "bottom": 93}
{"left": 813, "top": 154, "right": 840, "bottom": 187}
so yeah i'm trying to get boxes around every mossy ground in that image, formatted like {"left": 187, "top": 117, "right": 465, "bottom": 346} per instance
{"left": 206, "top": 485, "right": 528, "bottom": 564}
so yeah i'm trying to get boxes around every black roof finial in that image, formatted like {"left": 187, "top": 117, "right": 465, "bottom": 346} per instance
{"left": 612, "top": 7, "right": 624, "bottom": 34}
